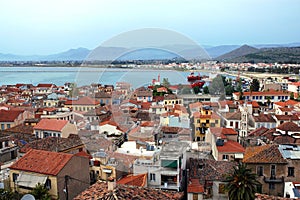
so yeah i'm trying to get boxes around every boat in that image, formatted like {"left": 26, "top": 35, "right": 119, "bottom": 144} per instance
{"left": 187, "top": 72, "right": 202, "bottom": 82}
{"left": 191, "top": 80, "right": 205, "bottom": 88}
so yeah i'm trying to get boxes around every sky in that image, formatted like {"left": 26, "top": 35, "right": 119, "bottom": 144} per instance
{"left": 0, "top": 0, "right": 299, "bottom": 55}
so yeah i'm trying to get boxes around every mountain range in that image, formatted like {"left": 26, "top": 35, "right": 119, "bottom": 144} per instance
{"left": 0, "top": 42, "right": 300, "bottom": 62}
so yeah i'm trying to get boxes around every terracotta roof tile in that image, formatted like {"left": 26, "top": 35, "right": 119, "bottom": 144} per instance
{"left": 274, "top": 115, "right": 299, "bottom": 121}
{"left": 277, "top": 122, "right": 300, "bottom": 132}
{"left": 19, "top": 134, "right": 83, "bottom": 153}
{"left": 234, "top": 90, "right": 289, "bottom": 97}
{"left": 217, "top": 140, "right": 245, "bottom": 153}
{"left": 9, "top": 149, "right": 73, "bottom": 176}
{"left": 34, "top": 119, "right": 68, "bottom": 132}
{"left": 243, "top": 145, "right": 287, "bottom": 164}
{"left": 117, "top": 173, "right": 147, "bottom": 187}
{"left": 65, "top": 96, "right": 100, "bottom": 105}
{"left": 253, "top": 114, "right": 276, "bottom": 123}
{"left": 224, "top": 111, "right": 241, "bottom": 120}
{"left": 0, "top": 109, "right": 24, "bottom": 122}
{"left": 210, "top": 127, "right": 238, "bottom": 136}
{"left": 74, "top": 180, "right": 183, "bottom": 200}
{"left": 189, "top": 158, "right": 237, "bottom": 183}
{"left": 248, "top": 127, "right": 269, "bottom": 137}
{"left": 187, "top": 179, "right": 204, "bottom": 193}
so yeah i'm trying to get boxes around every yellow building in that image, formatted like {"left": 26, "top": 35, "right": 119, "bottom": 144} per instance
{"left": 193, "top": 106, "right": 221, "bottom": 141}
{"left": 64, "top": 96, "right": 100, "bottom": 112}
{"left": 9, "top": 149, "right": 90, "bottom": 200}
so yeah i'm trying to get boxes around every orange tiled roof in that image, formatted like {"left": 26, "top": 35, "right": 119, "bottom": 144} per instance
{"left": 117, "top": 173, "right": 147, "bottom": 187}
{"left": 277, "top": 122, "right": 300, "bottom": 132}
{"left": 9, "top": 149, "right": 73, "bottom": 176}
{"left": 0, "top": 109, "right": 24, "bottom": 122}
{"left": 36, "top": 83, "right": 55, "bottom": 88}
{"left": 189, "top": 102, "right": 202, "bottom": 110}
{"left": 274, "top": 114, "right": 299, "bottom": 121}
{"left": 210, "top": 127, "right": 238, "bottom": 135}
{"left": 140, "top": 121, "right": 155, "bottom": 127}
{"left": 243, "top": 145, "right": 271, "bottom": 162}
{"left": 248, "top": 127, "right": 269, "bottom": 137}
{"left": 187, "top": 179, "right": 204, "bottom": 193}
{"left": 243, "top": 145, "right": 287, "bottom": 164}
{"left": 233, "top": 90, "right": 289, "bottom": 96}
{"left": 65, "top": 96, "right": 100, "bottom": 105}
{"left": 34, "top": 119, "right": 68, "bottom": 132}
{"left": 274, "top": 101, "right": 286, "bottom": 107}
{"left": 217, "top": 140, "right": 245, "bottom": 153}
{"left": 74, "top": 180, "right": 183, "bottom": 200}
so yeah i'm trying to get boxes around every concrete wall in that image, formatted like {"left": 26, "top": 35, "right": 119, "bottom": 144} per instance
{"left": 58, "top": 155, "right": 90, "bottom": 200}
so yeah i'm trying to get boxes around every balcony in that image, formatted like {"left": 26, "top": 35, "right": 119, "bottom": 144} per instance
{"left": 264, "top": 176, "right": 284, "bottom": 183}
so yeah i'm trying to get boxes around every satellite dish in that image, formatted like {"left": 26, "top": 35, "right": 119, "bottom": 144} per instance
{"left": 21, "top": 194, "right": 36, "bottom": 200}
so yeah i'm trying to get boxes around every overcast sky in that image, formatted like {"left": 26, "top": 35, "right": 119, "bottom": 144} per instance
{"left": 0, "top": 0, "right": 299, "bottom": 55}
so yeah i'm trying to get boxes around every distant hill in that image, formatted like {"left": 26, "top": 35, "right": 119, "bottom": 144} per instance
{"left": 1, "top": 42, "right": 300, "bottom": 62}
{"left": 205, "top": 45, "right": 241, "bottom": 58}
{"left": 216, "top": 45, "right": 259, "bottom": 61}
{"left": 0, "top": 48, "right": 91, "bottom": 61}
{"left": 227, "top": 47, "right": 300, "bottom": 63}
{"left": 43, "top": 47, "right": 90, "bottom": 61}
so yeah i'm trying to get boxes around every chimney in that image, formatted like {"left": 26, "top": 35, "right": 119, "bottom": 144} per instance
{"left": 107, "top": 177, "right": 116, "bottom": 191}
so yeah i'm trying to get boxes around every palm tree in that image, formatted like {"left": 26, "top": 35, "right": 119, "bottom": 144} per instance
{"left": 30, "top": 183, "right": 51, "bottom": 200}
{"left": 225, "top": 162, "right": 260, "bottom": 200}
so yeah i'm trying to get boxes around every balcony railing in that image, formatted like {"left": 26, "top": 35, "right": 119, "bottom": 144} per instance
{"left": 263, "top": 176, "right": 284, "bottom": 183}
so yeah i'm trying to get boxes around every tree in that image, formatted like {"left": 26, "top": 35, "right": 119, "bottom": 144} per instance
{"left": 225, "top": 85, "right": 234, "bottom": 96}
{"left": 69, "top": 83, "right": 79, "bottom": 98}
{"left": 250, "top": 79, "right": 260, "bottom": 92}
{"left": 0, "top": 189, "right": 22, "bottom": 200}
{"left": 225, "top": 163, "right": 260, "bottom": 200}
{"left": 290, "top": 92, "right": 295, "bottom": 100}
{"left": 30, "top": 183, "right": 51, "bottom": 200}
{"left": 208, "top": 75, "right": 225, "bottom": 95}
{"left": 162, "top": 78, "right": 170, "bottom": 88}
{"left": 193, "top": 86, "right": 201, "bottom": 94}
{"left": 203, "top": 86, "right": 209, "bottom": 94}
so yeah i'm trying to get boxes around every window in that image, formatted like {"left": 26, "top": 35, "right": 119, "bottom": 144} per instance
{"left": 230, "top": 121, "right": 233, "bottom": 126}
{"left": 257, "top": 184, "right": 262, "bottom": 193}
{"left": 12, "top": 173, "right": 19, "bottom": 182}
{"left": 197, "top": 119, "right": 200, "bottom": 123}
{"left": 269, "top": 183, "right": 275, "bottom": 190}
{"left": 193, "top": 194, "right": 198, "bottom": 200}
{"left": 150, "top": 173, "right": 156, "bottom": 181}
{"left": 222, "top": 155, "right": 229, "bottom": 160}
{"left": 7, "top": 124, "right": 10, "bottom": 129}
{"left": 288, "top": 167, "right": 295, "bottom": 177}
{"left": 215, "top": 120, "right": 219, "bottom": 124}
{"left": 218, "top": 183, "right": 225, "bottom": 194}
{"left": 45, "top": 179, "right": 51, "bottom": 190}
{"left": 257, "top": 166, "right": 263, "bottom": 176}
{"left": 271, "top": 165, "right": 276, "bottom": 178}
{"left": 1, "top": 124, "right": 4, "bottom": 130}
{"left": 206, "top": 119, "right": 209, "bottom": 124}
{"left": 58, "top": 133, "right": 61, "bottom": 138}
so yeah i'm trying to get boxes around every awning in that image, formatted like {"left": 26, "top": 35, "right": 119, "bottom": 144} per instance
{"left": 234, "top": 153, "right": 244, "bottom": 159}
{"left": 160, "top": 170, "right": 178, "bottom": 176}
{"left": 103, "top": 169, "right": 112, "bottom": 173}
{"left": 17, "top": 173, "right": 47, "bottom": 188}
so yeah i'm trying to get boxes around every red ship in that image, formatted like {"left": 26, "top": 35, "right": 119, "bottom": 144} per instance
{"left": 191, "top": 80, "right": 205, "bottom": 88}
{"left": 187, "top": 72, "right": 202, "bottom": 81}
{"left": 187, "top": 72, "right": 207, "bottom": 88}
